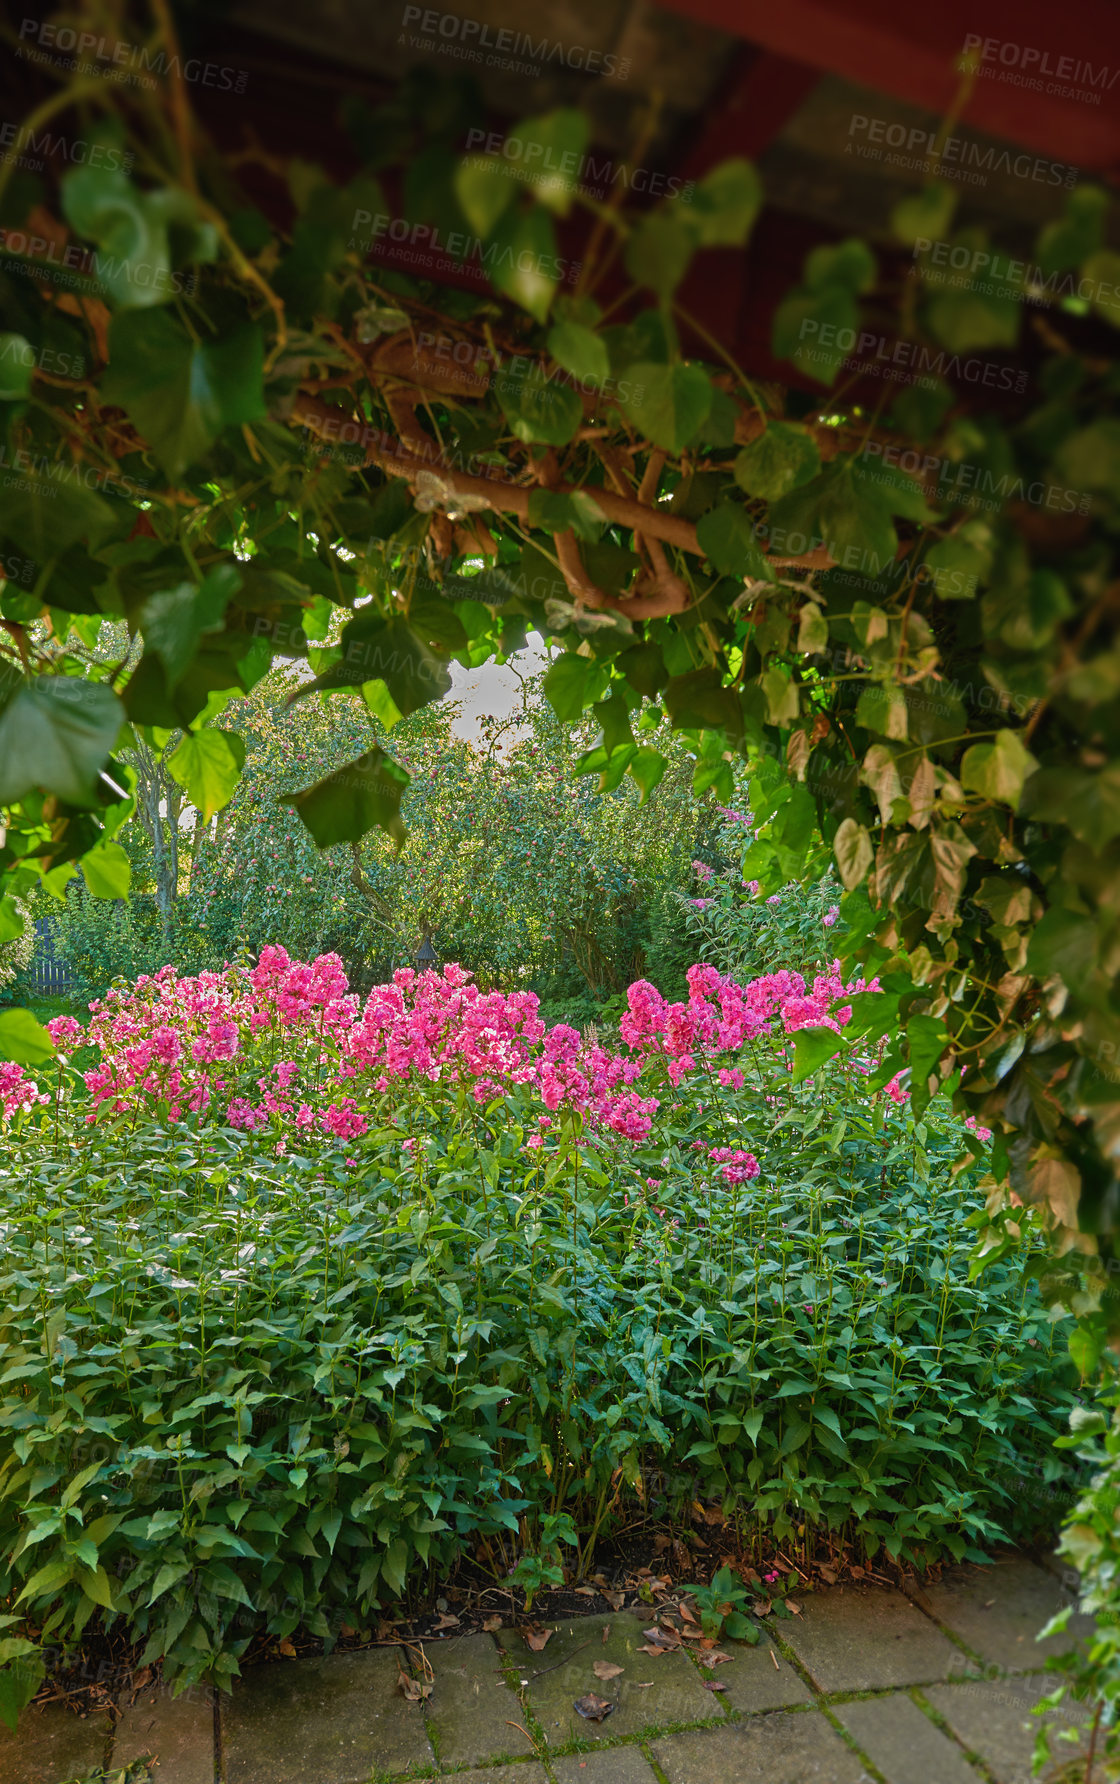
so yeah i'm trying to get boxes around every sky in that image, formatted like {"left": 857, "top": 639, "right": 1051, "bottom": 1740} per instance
{"left": 446, "top": 635, "right": 551, "bottom": 744}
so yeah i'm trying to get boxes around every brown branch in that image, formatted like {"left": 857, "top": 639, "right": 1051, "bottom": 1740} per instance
{"left": 289, "top": 391, "right": 834, "bottom": 577}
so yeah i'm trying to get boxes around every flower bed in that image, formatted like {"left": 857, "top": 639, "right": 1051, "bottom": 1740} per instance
{"left": 0, "top": 951, "right": 1075, "bottom": 1715}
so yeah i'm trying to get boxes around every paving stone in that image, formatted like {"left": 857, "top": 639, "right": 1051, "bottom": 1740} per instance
{"left": 924, "top": 1678, "right": 1086, "bottom": 1784}
{"left": 703, "top": 1637, "right": 812, "bottom": 1715}
{"left": 420, "top": 1766, "right": 550, "bottom": 1784}
{"left": 222, "top": 1648, "right": 433, "bottom": 1784}
{"left": 420, "top": 1632, "right": 529, "bottom": 1767}
{"left": 503, "top": 1614, "right": 717, "bottom": 1748}
{"left": 552, "top": 1753, "right": 661, "bottom": 1784}
{"left": 918, "top": 1556, "right": 1092, "bottom": 1672}
{"left": 651, "top": 1710, "right": 873, "bottom": 1782}
{"left": 0, "top": 1701, "right": 106, "bottom": 1784}
{"left": 780, "top": 1586, "right": 960, "bottom": 1692}
{"left": 114, "top": 1682, "right": 214, "bottom": 1784}
{"left": 836, "top": 1692, "right": 982, "bottom": 1784}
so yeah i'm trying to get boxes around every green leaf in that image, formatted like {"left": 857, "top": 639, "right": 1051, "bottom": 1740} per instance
{"left": 0, "top": 474, "right": 117, "bottom": 562}
{"left": 165, "top": 729, "right": 247, "bottom": 823}
{"left": 621, "top": 363, "right": 712, "bottom": 454}
{"left": 0, "top": 333, "right": 34, "bottom": 400}
{"left": 81, "top": 840, "right": 131, "bottom": 899}
{"left": 696, "top": 504, "right": 773, "bottom": 581}
{"left": 283, "top": 747, "right": 409, "bottom": 849}
{"left": 624, "top": 213, "right": 696, "bottom": 301}
{"left": 543, "top": 652, "right": 599, "bottom": 722}
{"left": 528, "top": 489, "right": 606, "bottom": 541}
{"left": 922, "top": 536, "right": 989, "bottom": 599}
{"left": 629, "top": 747, "right": 667, "bottom": 803}
{"left": 663, "top": 668, "right": 743, "bottom": 741}
{"left": 0, "top": 678, "right": 125, "bottom": 805}
{"left": 0, "top": 1009, "right": 56, "bottom": 1066}
{"left": 547, "top": 320, "right": 609, "bottom": 385}
{"left": 1082, "top": 250, "right": 1120, "bottom": 329}
{"left": 734, "top": 423, "right": 820, "bottom": 502}
{"left": 805, "top": 239, "right": 877, "bottom": 293}
{"left": 791, "top": 1026, "right": 845, "bottom": 1084}
{"left": 1027, "top": 909, "right": 1098, "bottom": 993}
{"left": 487, "top": 206, "right": 561, "bottom": 324}
{"left": 890, "top": 181, "right": 957, "bottom": 245}
{"left": 907, "top": 1013, "right": 949, "bottom": 1087}
{"left": 681, "top": 157, "right": 761, "bottom": 247}
{"left": 833, "top": 818, "right": 873, "bottom": 889}
{"left": 62, "top": 156, "right": 211, "bottom": 308}
{"left": 816, "top": 467, "right": 897, "bottom": 572}
{"left": 960, "top": 729, "right": 1039, "bottom": 812}
{"left": 142, "top": 566, "right": 241, "bottom": 686}
{"left": 453, "top": 155, "right": 515, "bottom": 238}
{"left": 506, "top": 109, "right": 589, "bottom": 215}
{"left": 102, "top": 310, "right": 266, "bottom": 479}
{"left": 494, "top": 359, "right": 583, "bottom": 446}
{"left": 772, "top": 286, "right": 857, "bottom": 385}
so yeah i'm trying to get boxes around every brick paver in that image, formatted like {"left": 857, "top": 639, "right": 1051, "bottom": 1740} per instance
{"left": 3, "top": 1553, "right": 1096, "bottom": 1784}
{"left": 780, "top": 1584, "right": 960, "bottom": 1692}
{"left": 917, "top": 1556, "right": 1092, "bottom": 1671}
{"left": 836, "top": 1692, "right": 981, "bottom": 1784}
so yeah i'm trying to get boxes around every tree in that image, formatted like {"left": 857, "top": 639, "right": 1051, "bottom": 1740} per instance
{"left": 0, "top": 15, "right": 1117, "bottom": 1276}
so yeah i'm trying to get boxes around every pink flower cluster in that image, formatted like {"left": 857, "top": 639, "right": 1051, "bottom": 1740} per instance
{"left": 6, "top": 952, "right": 920, "bottom": 1177}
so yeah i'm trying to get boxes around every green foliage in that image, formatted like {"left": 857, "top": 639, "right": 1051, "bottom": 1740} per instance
{"left": 0, "top": 962, "right": 1077, "bottom": 1709}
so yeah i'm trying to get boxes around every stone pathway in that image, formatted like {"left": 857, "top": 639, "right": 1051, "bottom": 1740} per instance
{"left": 0, "top": 1554, "right": 1096, "bottom": 1784}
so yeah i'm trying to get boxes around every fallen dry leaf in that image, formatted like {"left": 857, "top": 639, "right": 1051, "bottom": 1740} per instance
{"left": 574, "top": 1692, "right": 614, "bottom": 1722}
{"left": 642, "top": 1626, "right": 681, "bottom": 1649}
{"left": 482, "top": 1614, "right": 504, "bottom": 1633}
{"left": 678, "top": 1601, "right": 698, "bottom": 1624}
{"left": 277, "top": 1639, "right": 297, "bottom": 1658}
{"left": 702, "top": 1680, "right": 728, "bottom": 1692}
{"left": 639, "top": 1644, "right": 668, "bottom": 1658}
{"left": 397, "top": 1668, "right": 433, "bottom": 1702}
{"left": 521, "top": 1627, "right": 553, "bottom": 1652}
{"left": 701, "top": 1649, "right": 733, "bottom": 1666}
{"left": 787, "top": 1600, "right": 802, "bottom": 1615}
{"left": 818, "top": 1565, "right": 838, "bottom": 1585}
{"left": 603, "top": 1589, "right": 626, "bottom": 1610}
{"left": 431, "top": 1613, "right": 460, "bottom": 1632}
{"left": 593, "top": 1660, "right": 623, "bottom": 1681}
{"left": 575, "top": 1586, "right": 598, "bottom": 1597}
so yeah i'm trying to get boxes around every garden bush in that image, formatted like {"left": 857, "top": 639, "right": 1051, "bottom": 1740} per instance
{"left": 0, "top": 950, "right": 1077, "bottom": 1722}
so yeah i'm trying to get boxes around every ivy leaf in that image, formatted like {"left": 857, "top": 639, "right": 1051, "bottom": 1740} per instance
{"left": 734, "top": 424, "right": 820, "bottom": 501}
{"left": 833, "top": 818, "right": 873, "bottom": 889}
{"left": 543, "top": 653, "right": 602, "bottom": 722}
{"left": 0, "top": 678, "right": 125, "bottom": 806}
{"left": 907, "top": 1013, "right": 949, "bottom": 1086}
{"left": 890, "top": 181, "right": 957, "bottom": 246}
{"left": 960, "top": 729, "right": 1039, "bottom": 812}
{"left": 629, "top": 747, "right": 667, "bottom": 803}
{"left": 1082, "top": 250, "right": 1120, "bottom": 329}
{"left": 817, "top": 467, "right": 897, "bottom": 572}
{"left": 547, "top": 320, "right": 609, "bottom": 385}
{"left": 681, "top": 157, "right": 761, "bottom": 247}
{"left": 796, "top": 601, "right": 828, "bottom": 654}
{"left": 696, "top": 504, "right": 773, "bottom": 580}
{"left": 922, "top": 536, "right": 989, "bottom": 599}
{"left": 528, "top": 489, "right": 606, "bottom": 541}
{"left": 453, "top": 155, "right": 514, "bottom": 238}
{"left": 103, "top": 311, "right": 266, "bottom": 479}
{"left": 506, "top": 109, "right": 588, "bottom": 216}
{"left": 141, "top": 566, "right": 241, "bottom": 687}
{"left": 494, "top": 359, "right": 583, "bottom": 446}
{"left": 81, "top": 840, "right": 131, "bottom": 899}
{"left": 0, "top": 474, "right": 117, "bottom": 563}
{"left": 791, "top": 1026, "right": 845, "bottom": 1084}
{"left": 621, "top": 363, "right": 712, "bottom": 454}
{"left": 0, "top": 1009, "right": 56, "bottom": 1066}
{"left": 625, "top": 213, "right": 696, "bottom": 301}
{"left": 487, "top": 206, "right": 561, "bottom": 324}
{"left": 760, "top": 667, "right": 799, "bottom": 727}
{"left": 165, "top": 729, "right": 246, "bottom": 823}
{"left": 62, "top": 156, "right": 212, "bottom": 308}
{"left": 283, "top": 747, "right": 409, "bottom": 850}
{"left": 772, "top": 286, "right": 857, "bottom": 385}
{"left": 0, "top": 333, "right": 34, "bottom": 400}
{"left": 663, "top": 668, "right": 744, "bottom": 741}
{"left": 1026, "top": 909, "right": 1098, "bottom": 995}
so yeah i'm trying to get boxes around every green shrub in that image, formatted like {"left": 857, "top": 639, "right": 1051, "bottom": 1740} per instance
{"left": 0, "top": 951, "right": 1078, "bottom": 1721}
